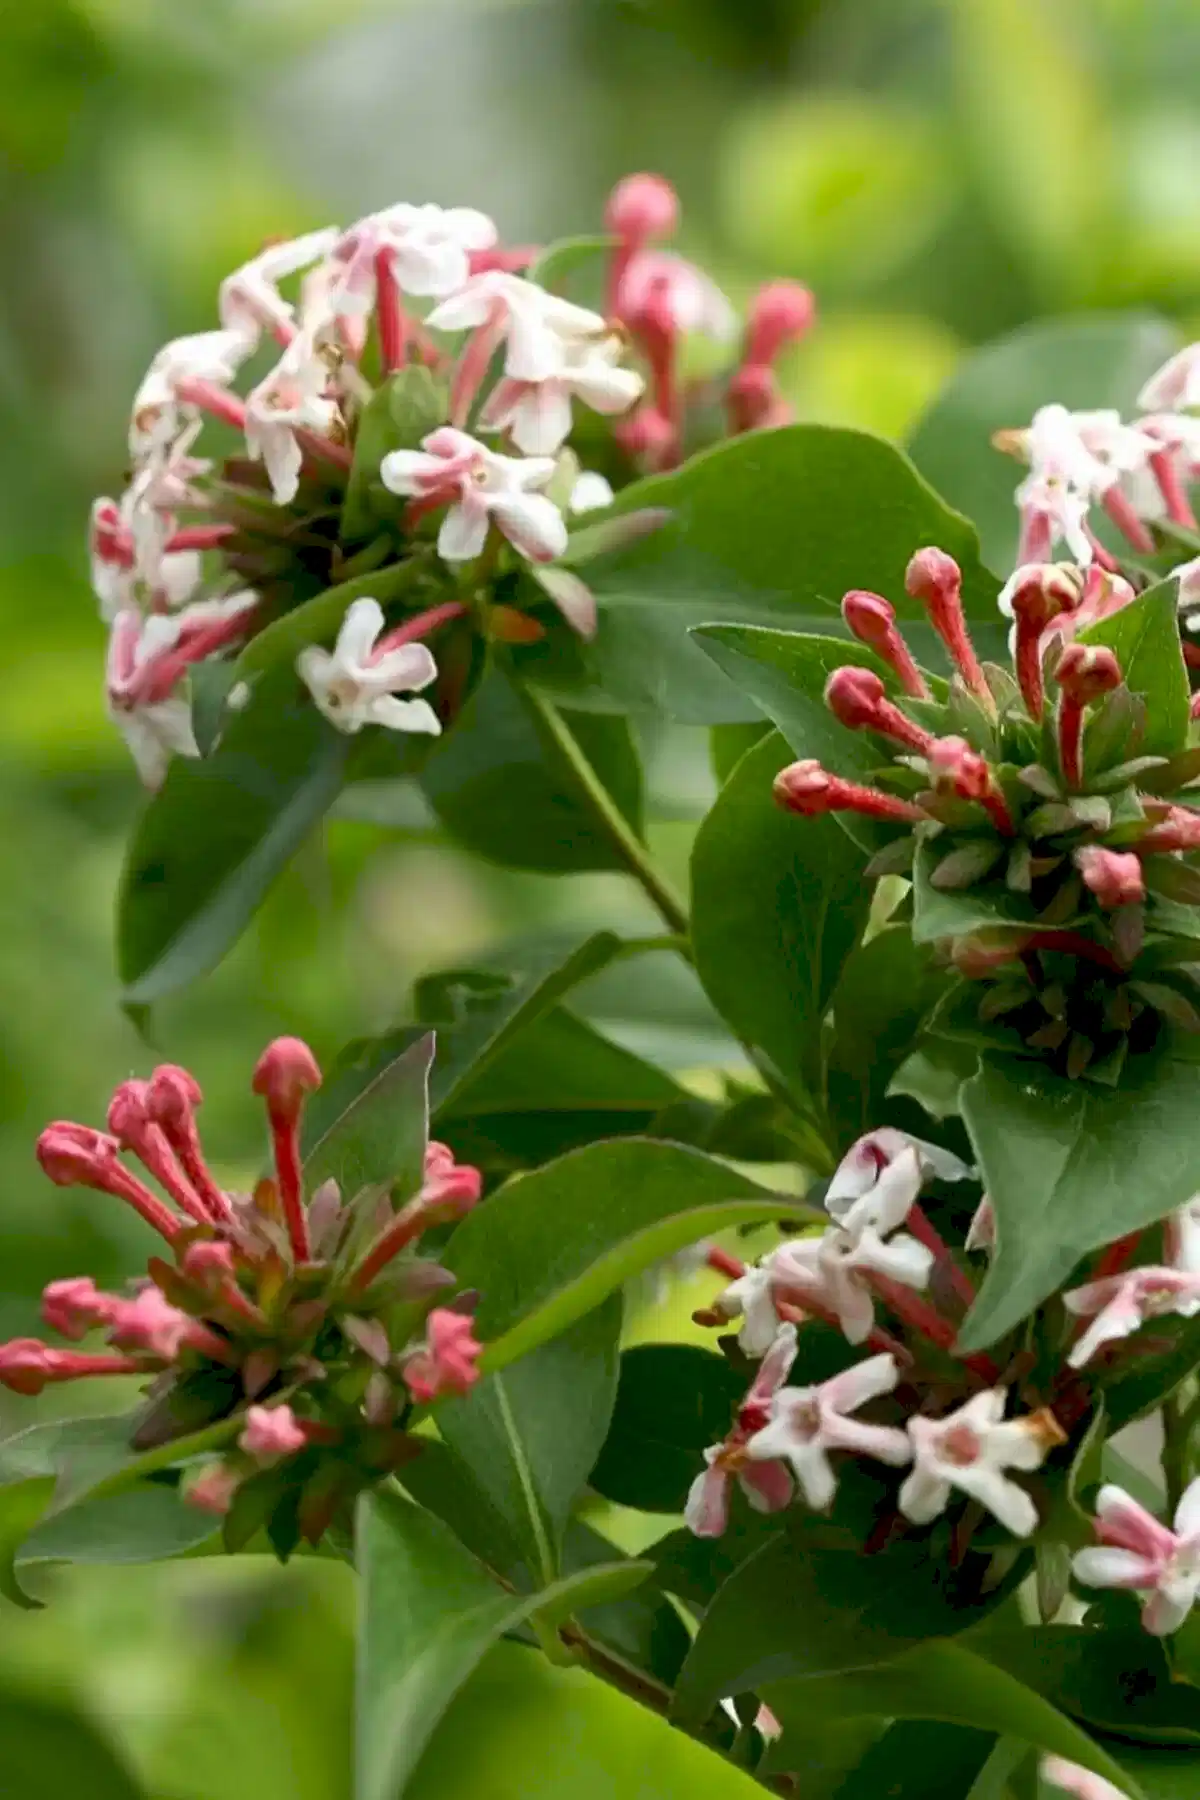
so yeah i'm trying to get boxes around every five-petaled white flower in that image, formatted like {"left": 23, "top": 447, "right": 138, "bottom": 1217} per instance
{"left": 244, "top": 270, "right": 343, "bottom": 505}
{"left": 1063, "top": 1267, "right": 1200, "bottom": 1369}
{"left": 1073, "top": 1479, "right": 1200, "bottom": 1637}
{"left": 746, "top": 1352, "right": 911, "bottom": 1510}
{"left": 1138, "top": 343, "right": 1200, "bottom": 413}
{"left": 131, "top": 329, "right": 256, "bottom": 457}
{"left": 334, "top": 203, "right": 498, "bottom": 307}
{"left": 793, "top": 1219, "right": 933, "bottom": 1347}
{"left": 709, "top": 1244, "right": 793, "bottom": 1358}
{"left": 824, "top": 1127, "right": 972, "bottom": 1226}
{"left": 380, "top": 426, "right": 567, "bottom": 564}
{"left": 479, "top": 333, "right": 643, "bottom": 455}
{"left": 219, "top": 228, "right": 341, "bottom": 342}
{"left": 898, "top": 1389, "right": 1057, "bottom": 1538}
{"left": 297, "top": 597, "right": 441, "bottom": 737}
{"left": 684, "top": 1325, "right": 797, "bottom": 1538}
{"left": 427, "top": 273, "right": 608, "bottom": 383}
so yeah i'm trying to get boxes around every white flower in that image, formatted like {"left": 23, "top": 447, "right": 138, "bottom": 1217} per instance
{"left": 1138, "top": 343, "right": 1200, "bottom": 412}
{"left": 745, "top": 1353, "right": 911, "bottom": 1510}
{"left": 131, "top": 329, "right": 256, "bottom": 457}
{"left": 807, "top": 1224, "right": 933, "bottom": 1346}
{"left": 1014, "top": 470, "right": 1094, "bottom": 567}
{"left": 427, "top": 272, "right": 608, "bottom": 382}
{"left": 570, "top": 471, "right": 615, "bottom": 514}
{"left": 380, "top": 426, "right": 567, "bottom": 564}
{"left": 825, "top": 1128, "right": 972, "bottom": 1227}
{"left": 898, "top": 1389, "right": 1055, "bottom": 1537}
{"left": 1063, "top": 1267, "right": 1200, "bottom": 1369}
{"left": 243, "top": 270, "right": 343, "bottom": 505}
{"left": 616, "top": 248, "right": 737, "bottom": 342}
{"left": 1041, "top": 1757, "right": 1130, "bottom": 1800}
{"left": 219, "top": 228, "right": 340, "bottom": 341}
{"left": 709, "top": 1244, "right": 793, "bottom": 1357}
{"left": 105, "top": 609, "right": 200, "bottom": 789}
{"left": 1073, "top": 1478, "right": 1200, "bottom": 1637}
{"left": 337, "top": 203, "right": 498, "bottom": 304}
{"left": 297, "top": 597, "right": 441, "bottom": 737}
{"left": 684, "top": 1325, "right": 797, "bottom": 1538}
{"left": 478, "top": 334, "right": 643, "bottom": 455}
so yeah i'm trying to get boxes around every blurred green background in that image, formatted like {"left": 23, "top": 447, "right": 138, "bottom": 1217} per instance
{"left": 3, "top": 1, "right": 1200, "bottom": 1793}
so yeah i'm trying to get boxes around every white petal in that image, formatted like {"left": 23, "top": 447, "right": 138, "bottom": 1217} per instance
{"left": 492, "top": 491, "right": 568, "bottom": 562}
{"left": 297, "top": 645, "right": 336, "bottom": 696}
{"left": 822, "top": 1353, "right": 901, "bottom": 1414}
{"left": 379, "top": 449, "right": 444, "bottom": 496}
{"left": 369, "top": 641, "right": 438, "bottom": 693}
{"left": 510, "top": 385, "right": 574, "bottom": 456}
{"left": 825, "top": 1417, "right": 912, "bottom": 1467}
{"left": 1142, "top": 1588, "right": 1194, "bottom": 1636}
{"left": 425, "top": 287, "right": 492, "bottom": 335}
{"left": 898, "top": 1466, "right": 951, "bottom": 1525}
{"left": 957, "top": 1466, "right": 1038, "bottom": 1537}
{"left": 336, "top": 598, "right": 385, "bottom": 667}
{"left": 1071, "top": 1547, "right": 1160, "bottom": 1590}
{"left": 789, "top": 1443, "right": 837, "bottom": 1511}
{"left": 570, "top": 471, "right": 615, "bottom": 514}
{"left": 367, "top": 696, "right": 442, "bottom": 736}
{"left": 437, "top": 500, "right": 489, "bottom": 563}
{"left": 1175, "top": 1476, "right": 1200, "bottom": 1540}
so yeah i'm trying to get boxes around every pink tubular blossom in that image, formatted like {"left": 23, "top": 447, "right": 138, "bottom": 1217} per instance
{"left": 420, "top": 1142, "right": 483, "bottom": 1217}
{"left": 107, "top": 1078, "right": 214, "bottom": 1227}
{"left": 904, "top": 548, "right": 989, "bottom": 701}
{"left": 402, "top": 1309, "right": 483, "bottom": 1404}
{"left": 0, "top": 1339, "right": 143, "bottom": 1395}
{"left": 1075, "top": 847, "right": 1144, "bottom": 910}
{"left": 841, "top": 590, "right": 929, "bottom": 698}
{"left": 1064, "top": 1267, "right": 1200, "bottom": 1367}
{"left": 239, "top": 1403, "right": 309, "bottom": 1465}
{"left": 252, "top": 1038, "right": 322, "bottom": 1263}
{"left": 744, "top": 281, "right": 815, "bottom": 367}
{"left": 36, "top": 1122, "right": 182, "bottom": 1243}
{"left": 773, "top": 759, "right": 927, "bottom": 824}
{"left": 684, "top": 1326, "right": 797, "bottom": 1538}
{"left": 41, "top": 1276, "right": 119, "bottom": 1341}
{"left": 825, "top": 666, "right": 935, "bottom": 752}
{"left": 146, "top": 1065, "right": 234, "bottom": 1224}
{"left": 1054, "top": 642, "right": 1122, "bottom": 788}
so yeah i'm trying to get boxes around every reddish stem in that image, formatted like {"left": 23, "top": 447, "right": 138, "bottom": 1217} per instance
{"left": 1014, "top": 616, "right": 1046, "bottom": 719}
{"left": 375, "top": 601, "right": 468, "bottom": 655}
{"left": 773, "top": 1290, "right": 912, "bottom": 1366}
{"left": 1102, "top": 486, "right": 1155, "bottom": 554}
{"left": 869, "top": 1273, "right": 999, "bottom": 1382}
{"left": 347, "top": 1196, "right": 430, "bottom": 1294}
{"left": 1058, "top": 695, "right": 1085, "bottom": 789}
{"left": 706, "top": 1246, "right": 746, "bottom": 1280}
{"left": 267, "top": 1112, "right": 309, "bottom": 1263}
{"left": 374, "top": 246, "right": 407, "bottom": 374}
{"left": 450, "top": 312, "right": 505, "bottom": 426}
{"left": 295, "top": 427, "right": 353, "bottom": 471}
{"left": 1091, "top": 1230, "right": 1142, "bottom": 1283}
{"left": 1083, "top": 525, "right": 1120, "bottom": 572}
{"left": 174, "top": 377, "right": 247, "bottom": 432}
{"left": 164, "top": 524, "right": 237, "bottom": 553}
{"left": 1024, "top": 930, "right": 1124, "bottom": 975}
{"left": 906, "top": 1204, "right": 977, "bottom": 1311}
{"left": 1149, "top": 450, "right": 1197, "bottom": 529}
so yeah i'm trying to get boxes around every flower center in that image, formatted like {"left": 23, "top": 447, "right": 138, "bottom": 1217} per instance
{"left": 939, "top": 1423, "right": 983, "bottom": 1467}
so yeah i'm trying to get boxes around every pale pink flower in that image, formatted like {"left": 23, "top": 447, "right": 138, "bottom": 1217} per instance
{"left": 899, "top": 1389, "right": 1056, "bottom": 1537}
{"left": 402, "top": 1309, "right": 483, "bottom": 1404}
{"left": 219, "top": 228, "right": 340, "bottom": 341}
{"left": 427, "top": 272, "right": 607, "bottom": 382}
{"left": 1138, "top": 343, "right": 1200, "bottom": 412}
{"left": 1073, "top": 1478, "right": 1200, "bottom": 1636}
{"left": 616, "top": 248, "right": 737, "bottom": 343}
{"left": 244, "top": 270, "right": 343, "bottom": 505}
{"left": 105, "top": 1287, "right": 196, "bottom": 1360}
{"left": 825, "top": 1128, "right": 972, "bottom": 1227}
{"left": 105, "top": 609, "right": 200, "bottom": 788}
{"left": 131, "top": 329, "right": 256, "bottom": 457}
{"left": 333, "top": 204, "right": 498, "bottom": 308}
{"left": 478, "top": 333, "right": 643, "bottom": 455}
{"left": 380, "top": 426, "right": 567, "bottom": 563}
{"left": 297, "top": 597, "right": 441, "bottom": 737}
{"left": 684, "top": 1325, "right": 796, "bottom": 1537}
{"left": 41, "top": 1277, "right": 119, "bottom": 1341}
{"left": 238, "top": 1403, "right": 308, "bottom": 1465}
{"left": 745, "top": 1352, "right": 911, "bottom": 1510}
{"left": 1064, "top": 1267, "right": 1200, "bottom": 1368}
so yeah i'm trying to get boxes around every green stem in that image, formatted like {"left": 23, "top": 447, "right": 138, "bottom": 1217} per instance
{"left": 1163, "top": 1386, "right": 1199, "bottom": 1511}
{"left": 519, "top": 680, "right": 690, "bottom": 937}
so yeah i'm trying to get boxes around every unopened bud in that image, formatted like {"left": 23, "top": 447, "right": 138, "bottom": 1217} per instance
{"left": 1075, "top": 846, "right": 1145, "bottom": 909}
{"left": 36, "top": 1123, "right": 120, "bottom": 1188}
{"left": 251, "top": 1037, "right": 322, "bottom": 1117}
{"left": 927, "top": 735, "right": 991, "bottom": 800}
{"left": 745, "top": 281, "right": 815, "bottom": 366}
{"left": 605, "top": 172, "right": 679, "bottom": 243}
{"left": 147, "top": 1063, "right": 204, "bottom": 1126}
{"left": 774, "top": 759, "right": 926, "bottom": 823}
{"left": 825, "top": 666, "right": 933, "bottom": 752}
{"left": 1054, "top": 643, "right": 1122, "bottom": 705}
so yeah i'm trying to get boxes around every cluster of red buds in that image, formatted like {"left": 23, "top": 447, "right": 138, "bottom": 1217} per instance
{"left": 1, "top": 1039, "right": 484, "bottom": 1552}
{"left": 683, "top": 1131, "right": 1200, "bottom": 1640}
{"left": 774, "top": 550, "right": 1200, "bottom": 1078}
{"left": 92, "top": 175, "right": 814, "bottom": 787}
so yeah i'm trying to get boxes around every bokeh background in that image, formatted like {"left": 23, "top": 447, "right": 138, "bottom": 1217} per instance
{"left": 3, "top": 1, "right": 1200, "bottom": 1794}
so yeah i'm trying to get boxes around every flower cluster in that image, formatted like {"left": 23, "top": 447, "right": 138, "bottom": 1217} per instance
{"left": 687, "top": 1126, "right": 1200, "bottom": 1642}
{"left": 2, "top": 1039, "right": 484, "bottom": 1550}
{"left": 93, "top": 177, "right": 813, "bottom": 786}
{"left": 775, "top": 546, "right": 1200, "bottom": 1077}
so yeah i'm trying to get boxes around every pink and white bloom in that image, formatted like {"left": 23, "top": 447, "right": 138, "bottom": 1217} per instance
{"left": 380, "top": 426, "right": 567, "bottom": 563}
{"left": 334, "top": 203, "right": 498, "bottom": 306}
{"left": 105, "top": 1286, "right": 198, "bottom": 1360}
{"left": 106, "top": 609, "right": 201, "bottom": 788}
{"left": 745, "top": 1352, "right": 911, "bottom": 1510}
{"left": 615, "top": 248, "right": 737, "bottom": 343}
{"left": 238, "top": 1403, "right": 309, "bottom": 1465}
{"left": 131, "top": 329, "right": 256, "bottom": 457}
{"left": 244, "top": 276, "right": 342, "bottom": 504}
{"left": 1041, "top": 1757, "right": 1130, "bottom": 1800}
{"left": 1064, "top": 1267, "right": 1200, "bottom": 1368}
{"left": 219, "top": 228, "right": 340, "bottom": 341}
{"left": 297, "top": 597, "right": 441, "bottom": 737}
{"left": 479, "top": 333, "right": 643, "bottom": 455}
{"left": 402, "top": 1308, "right": 483, "bottom": 1404}
{"left": 709, "top": 1245, "right": 792, "bottom": 1357}
{"left": 684, "top": 1325, "right": 796, "bottom": 1537}
{"left": 1014, "top": 470, "right": 1094, "bottom": 566}
{"left": 798, "top": 1222, "right": 933, "bottom": 1347}
{"left": 825, "top": 1127, "right": 972, "bottom": 1226}
{"left": 1138, "top": 343, "right": 1200, "bottom": 412}
{"left": 1073, "top": 1478, "right": 1200, "bottom": 1636}
{"left": 427, "top": 273, "right": 608, "bottom": 382}
{"left": 899, "top": 1389, "right": 1056, "bottom": 1537}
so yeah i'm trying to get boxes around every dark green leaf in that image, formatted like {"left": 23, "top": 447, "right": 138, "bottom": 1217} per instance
{"left": 117, "top": 665, "right": 348, "bottom": 1002}
{"left": 560, "top": 1519, "right": 691, "bottom": 1686}
{"left": 342, "top": 366, "right": 447, "bottom": 542}
{"left": 517, "top": 426, "right": 1001, "bottom": 723}
{"left": 1099, "top": 1315, "right": 1200, "bottom": 1431}
{"left": 970, "top": 1627, "right": 1200, "bottom": 1747}
{"left": 1079, "top": 581, "right": 1190, "bottom": 761}
{"left": 420, "top": 665, "right": 644, "bottom": 873}
{"left": 710, "top": 721, "right": 772, "bottom": 786}
{"left": 356, "top": 1487, "right": 650, "bottom": 1800}
{"left": 436, "top": 1298, "right": 622, "bottom": 1581}
{"left": 233, "top": 556, "right": 437, "bottom": 681}
{"left": 302, "top": 1031, "right": 432, "bottom": 1202}
{"left": 0, "top": 1683, "right": 147, "bottom": 1800}
{"left": 825, "top": 1720, "right": 997, "bottom": 1800}
{"left": 912, "top": 842, "right": 1038, "bottom": 944}
{"left": 692, "top": 731, "right": 870, "bottom": 1098}
{"left": 1109, "top": 1745, "right": 1200, "bottom": 1799}
{"left": 827, "top": 927, "right": 952, "bottom": 1146}
{"left": 445, "top": 1137, "right": 813, "bottom": 1368}
{"left": 441, "top": 1007, "right": 683, "bottom": 1121}
{"left": 908, "top": 314, "right": 1181, "bottom": 572}
{"left": 590, "top": 1345, "right": 744, "bottom": 1514}
{"left": 960, "top": 1054, "right": 1200, "bottom": 1350}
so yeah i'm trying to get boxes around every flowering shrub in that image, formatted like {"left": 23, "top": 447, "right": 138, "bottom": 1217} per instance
{"left": 8, "top": 176, "right": 1200, "bottom": 1799}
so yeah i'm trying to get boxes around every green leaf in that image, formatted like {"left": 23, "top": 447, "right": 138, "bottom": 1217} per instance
{"left": 356, "top": 1487, "right": 651, "bottom": 1800}
{"left": 691, "top": 730, "right": 870, "bottom": 1098}
{"left": 342, "top": 366, "right": 447, "bottom": 542}
{"left": 1099, "top": 1314, "right": 1200, "bottom": 1432}
{"left": 516, "top": 425, "right": 1001, "bottom": 723}
{"left": 528, "top": 235, "right": 615, "bottom": 291}
{"left": 441, "top": 1006, "right": 683, "bottom": 1121}
{"left": 437, "top": 1298, "right": 622, "bottom": 1583}
{"left": 1108, "top": 1745, "right": 1200, "bottom": 1800}
{"left": 559, "top": 1519, "right": 691, "bottom": 1686}
{"left": 302, "top": 1031, "right": 432, "bottom": 1202}
{"left": 445, "top": 1138, "right": 813, "bottom": 1369}
{"left": 117, "top": 665, "right": 348, "bottom": 1003}
{"left": 960, "top": 1053, "right": 1200, "bottom": 1350}
{"left": 912, "top": 841, "right": 1038, "bottom": 944}
{"left": 0, "top": 1682, "right": 148, "bottom": 1800}
{"left": 1079, "top": 580, "right": 1189, "bottom": 761}
{"left": 233, "top": 555, "right": 438, "bottom": 682}
{"left": 420, "top": 664, "right": 644, "bottom": 873}
{"left": 970, "top": 1627, "right": 1200, "bottom": 1747}
{"left": 826, "top": 926, "right": 952, "bottom": 1146}
{"left": 820, "top": 1720, "right": 998, "bottom": 1800}
{"left": 590, "top": 1344, "right": 745, "bottom": 1514}
{"left": 672, "top": 1533, "right": 1020, "bottom": 1726}
{"left": 908, "top": 314, "right": 1181, "bottom": 572}
{"left": 760, "top": 1640, "right": 1138, "bottom": 1796}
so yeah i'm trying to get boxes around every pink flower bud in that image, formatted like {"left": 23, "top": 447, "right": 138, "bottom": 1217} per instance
{"left": 1075, "top": 847, "right": 1145, "bottom": 910}
{"left": 615, "top": 405, "right": 677, "bottom": 469}
{"left": 421, "top": 1143, "right": 483, "bottom": 1217}
{"left": 402, "top": 1309, "right": 483, "bottom": 1405}
{"left": 251, "top": 1037, "right": 322, "bottom": 1118}
{"left": 825, "top": 666, "right": 933, "bottom": 752}
{"left": 181, "top": 1240, "right": 237, "bottom": 1282}
{"left": 927, "top": 735, "right": 990, "bottom": 800}
{"left": 41, "top": 1276, "right": 118, "bottom": 1342}
{"left": 146, "top": 1063, "right": 204, "bottom": 1126}
{"left": 238, "top": 1403, "right": 308, "bottom": 1465}
{"left": 605, "top": 173, "right": 679, "bottom": 244}
{"left": 773, "top": 759, "right": 926, "bottom": 823}
{"left": 1055, "top": 643, "right": 1122, "bottom": 705}
{"left": 745, "top": 281, "right": 815, "bottom": 366}
{"left": 726, "top": 363, "right": 790, "bottom": 435}
{"left": 185, "top": 1462, "right": 240, "bottom": 1516}
{"left": 105, "top": 1287, "right": 196, "bottom": 1360}
{"left": 841, "top": 590, "right": 929, "bottom": 698}
{"left": 904, "top": 547, "right": 989, "bottom": 701}
{"left": 0, "top": 1339, "right": 61, "bottom": 1395}
{"left": 36, "top": 1122, "right": 120, "bottom": 1187}
{"left": 106, "top": 1078, "right": 154, "bottom": 1147}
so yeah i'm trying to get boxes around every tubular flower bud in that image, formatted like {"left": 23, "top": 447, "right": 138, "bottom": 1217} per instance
{"left": 1003, "top": 565, "right": 1077, "bottom": 719}
{"left": 1054, "top": 642, "right": 1122, "bottom": 788}
{"left": 744, "top": 281, "right": 816, "bottom": 367}
{"left": 0, "top": 1340, "right": 143, "bottom": 1396}
{"left": 41, "top": 1277, "right": 120, "bottom": 1341}
{"left": 926, "top": 736, "right": 1015, "bottom": 835}
{"left": 605, "top": 173, "right": 679, "bottom": 247}
{"left": 252, "top": 1037, "right": 323, "bottom": 1263}
{"left": 825, "top": 667, "right": 935, "bottom": 752}
{"left": 840, "top": 590, "right": 929, "bottom": 698}
{"left": 774, "top": 759, "right": 927, "bottom": 823}
{"left": 1136, "top": 807, "right": 1200, "bottom": 853}
{"left": 726, "top": 363, "right": 791, "bottom": 435}
{"left": 36, "top": 1123, "right": 182, "bottom": 1243}
{"left": 1075, "top": 847, "right": 1145, "bottom": 910}
{"left": 904, "top": 548, "right": 989, "bottom": 701}
{"left": 239, "top": 1403, "right": 309, "bottom": 1466}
